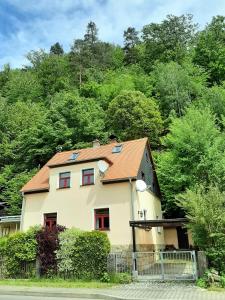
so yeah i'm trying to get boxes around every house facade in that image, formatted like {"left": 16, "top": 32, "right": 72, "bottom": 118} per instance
{"left": 21, "top": 137, "right": 165, "bottom": 251}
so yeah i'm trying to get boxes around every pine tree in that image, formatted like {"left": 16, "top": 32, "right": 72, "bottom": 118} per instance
{"left": 50, "top": 42, "right": 64, "bottom": 55}
{"left": 123, "top": 27, "right": 140, "bottom": 64}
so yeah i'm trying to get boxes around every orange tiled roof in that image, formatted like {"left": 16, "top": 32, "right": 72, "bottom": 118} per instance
{"left": 21, "top": 137, "right": 148, "bottom": 193}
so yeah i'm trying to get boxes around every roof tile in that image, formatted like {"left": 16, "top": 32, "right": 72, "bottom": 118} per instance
{"left": 21, "top": 138, "right": 148, "bottom": 193}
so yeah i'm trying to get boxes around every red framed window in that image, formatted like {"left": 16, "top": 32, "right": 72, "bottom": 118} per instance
{"left": 82, "top": 168, "right": 94, "bottom": 185}
{"left": 59, "top": 172, "right": 70, "bottom": 188}
{"left": 95, "top": 208, "right": 110, "bottom": 231}
{"left": 44, "top": 213, "right": 57, "bottom": 230}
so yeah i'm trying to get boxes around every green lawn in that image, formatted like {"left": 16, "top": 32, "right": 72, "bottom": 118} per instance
{"left": 0, "top": 278, "right": 116, "bottom": 288}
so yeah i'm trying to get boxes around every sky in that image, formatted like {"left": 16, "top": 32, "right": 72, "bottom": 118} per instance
{"left": 0, "top": 0, "right": 225, "bottom": 68}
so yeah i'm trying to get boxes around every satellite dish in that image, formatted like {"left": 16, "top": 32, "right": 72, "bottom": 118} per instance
{"left": 98, "top": 160, "right": 109, "bottom": 174}
{"left": 136, "top": 180, "right": 147, "bottom": 192}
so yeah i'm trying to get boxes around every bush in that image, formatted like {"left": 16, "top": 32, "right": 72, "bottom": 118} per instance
{"left": 56, "top": 229, "right": 110, "bottom": 279}
{"left": 57, "top": 228, "right": 82, "bottom": 275}
{"left": 36, "top": 225, "right": 65, "bottom": 276}
{"left": 109, "top": 273, "right": 132, "bottom": 284}
{"left": 0, "top": 236, "right": 8, "bottom": 256}
{"left": 3, "top": 227, "right": 38, "bottom": 277}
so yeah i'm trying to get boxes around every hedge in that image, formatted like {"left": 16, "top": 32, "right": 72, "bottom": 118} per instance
{"left": 57, "top": 229, "right": 110, "bottom": 279}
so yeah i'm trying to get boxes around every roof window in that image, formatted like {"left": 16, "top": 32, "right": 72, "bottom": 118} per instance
{"left": 69, "top": 152, "right": 79, "bottom": 161}
{"left": 112, "top": 144, "right": 123, "bottom": 153}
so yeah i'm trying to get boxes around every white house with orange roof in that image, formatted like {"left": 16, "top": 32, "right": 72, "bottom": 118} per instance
{"left": 20, "top": 137, "right": 165, "bottom": 251}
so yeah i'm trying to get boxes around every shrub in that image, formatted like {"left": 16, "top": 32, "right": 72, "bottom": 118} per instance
{"left": 109, "top": 273, "right": 132, "bottom": 284}
{"left": 56, "top": 229, "right": 110, "bottom": 279}
{"left": 0, "top": 236, "right": 8, "bottom": 256}
{"left": 57, "top": 228, "right": 82, "bottom": 275}
{"left": 72, "top": 231, "right": 110, "bottom": 279}
{"left": 36, "top": 225, "right": 65, "bottom": 276}
{"left": 178, "top": 185, "right": 225, "bottom": 273}
{"left": 4, "top": 227, "right": 38, "bottom": 277}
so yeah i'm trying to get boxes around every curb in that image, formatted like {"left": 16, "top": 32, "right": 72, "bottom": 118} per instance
{"left": 0, "top": 289, "right": 128, "bottom": 300}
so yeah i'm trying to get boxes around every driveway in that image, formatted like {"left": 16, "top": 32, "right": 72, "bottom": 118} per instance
{"left": 102, "top": 281, "right": 225, "bottom": 300}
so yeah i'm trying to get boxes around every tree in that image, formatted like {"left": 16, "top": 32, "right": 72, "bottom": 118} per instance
{"left": 194, "top": 16, "right": 225, "bottom": 84}
{"left": 3, "top": 70, "right": 42, "bottom": 103}
{"left": 152, "top": 61, "right": 206, "bottom": 118}
{"left": 142, "top": 14, "right": 197, "bottom": 71}
{"left": 107, "top": 91, "right": 163, "bottom": 147}
{"left": 49, "top": 91, "right": 106, "bottom": 145}
{"left": 0, "top": 165, "right": 36, "bottom": 215}
{"left": 198, "top": 85, "right": 225, "bottom": 127}
{"left": 178, "top": 185, "right": 225, "bottom": 272}
{"left": 157, "top": 105, "right": 225, "bottom": 217}
{"left": 50, "top": 42, "right": 64, "bottom": 55}
{"left": 123, "top": 27, "right": 140, "bottom": 64}
{"left": 84, "top": 21, "right": 98, "bottom": 45}
{"left": 34, "top": 54, "right": 71, "bottom": 98}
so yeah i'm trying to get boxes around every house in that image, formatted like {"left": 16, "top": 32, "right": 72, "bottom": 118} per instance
{"left": 0, "top": 203, "right": 21, "bottom": 237}
{"left": 20, "top": 137, "right": 165, "bottom": 251}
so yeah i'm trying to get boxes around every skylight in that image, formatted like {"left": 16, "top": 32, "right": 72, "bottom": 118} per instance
{"left": 69, "top": 152, "right": 79, "bottom": 161}
{"left": 112, "top": 144, "right": 123, "bottom": 153}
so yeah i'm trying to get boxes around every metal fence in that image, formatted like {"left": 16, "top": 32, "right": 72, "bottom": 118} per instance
{"left": 0, "top": 258, "right": 36, "bottom": 279}
{"left": 107, "top": 251, "right": 197, "bottom": 281}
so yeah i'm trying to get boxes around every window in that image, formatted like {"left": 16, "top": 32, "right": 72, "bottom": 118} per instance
{"left": 82, "top": 168, "right": 94, "bottom": 185}
{"left": 112, "top": 144, "right": 123, "bottom": 153}
{"left": 95, "top": 208, "right": 110, "bottom": 231}
{"left": 44, "top": 213, "right": 57, "bottom": 230}
{"left": 69, "top": 152, "right": 79, "bottom": 161}
{"left": 59, "top": 172, "right": 70, "bottom": 188}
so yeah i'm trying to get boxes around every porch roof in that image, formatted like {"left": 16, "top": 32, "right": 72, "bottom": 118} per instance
{"left": 129, "top": 218, "right": 188, "bottom": 229}
{"left": 0, "top": 215, "right": 21, "bottom": 223}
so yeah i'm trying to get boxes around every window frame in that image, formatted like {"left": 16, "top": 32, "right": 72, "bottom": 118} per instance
{"left": 44, "top": 213, "right": 57, "bottom": 230}
{"left": 94, "top": 208, "right": 110, "bottom": 231}
{"left": 81, "top": 168, "right": 95, "bottom": 186}
{"left": 59, "top": 172, "right": 71, "bottom": 189}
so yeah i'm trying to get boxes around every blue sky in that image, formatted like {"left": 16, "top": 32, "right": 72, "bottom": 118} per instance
{"left": 0, "top": 0, "right": 225, "bottom": 68}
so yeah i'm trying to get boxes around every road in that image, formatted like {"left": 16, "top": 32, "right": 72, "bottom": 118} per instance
{"left": 0, "top": 296, "right": 98, "bottom": 300}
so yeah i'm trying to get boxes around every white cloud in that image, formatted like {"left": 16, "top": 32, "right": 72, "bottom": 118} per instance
{"left": 1, "top": 0, "right": 225, "bottom": 68}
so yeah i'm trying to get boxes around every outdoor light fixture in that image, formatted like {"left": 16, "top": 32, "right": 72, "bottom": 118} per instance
{"left": 138, "top": 209, "right": 147, "bottom": 220}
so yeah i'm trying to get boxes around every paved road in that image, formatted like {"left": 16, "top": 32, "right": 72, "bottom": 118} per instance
{"left": 0, "top": 296, "right": 98, "bottom": 300}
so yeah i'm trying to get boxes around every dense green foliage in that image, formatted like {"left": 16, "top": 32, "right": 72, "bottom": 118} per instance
{"left": 178, "top": 186, "right": 225, "bottom": 272}
{"left": 57, "top": 229, "right": 110, "bottom": 279}
{"left": 0, "top": 227, "right": 110, "bottom": 279}
{"left": 1, "top": 227, "right": 38, "bottom": 277}
{"left": 0, "top": 15, "right": 225, "bottom": 229}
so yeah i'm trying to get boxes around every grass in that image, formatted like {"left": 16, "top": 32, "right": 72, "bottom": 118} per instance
{"left": 207, "top": 286, "right": 225, "bottom": 292}
{"left": 0, "top": 278, "right": 116, "bottom": 289}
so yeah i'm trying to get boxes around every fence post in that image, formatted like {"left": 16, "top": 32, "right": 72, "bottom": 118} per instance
{"left": 160, "top": 252, "right": 165, "bottom": 281}
{"left": 36, "top": 258, "right": 41, "bottom": 279}
{"left": 197, "top": 251, "right": 208, "bottom": 278}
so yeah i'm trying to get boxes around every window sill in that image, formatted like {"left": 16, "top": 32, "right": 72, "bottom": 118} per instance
{"left": 95, "top": 228, "right": 110, "bottom": 231}
{"left": 80, "top": 183, "right": 95, "bottom": 187}
{"left": 57, "top": 187, "right": 71, "bottom": 190}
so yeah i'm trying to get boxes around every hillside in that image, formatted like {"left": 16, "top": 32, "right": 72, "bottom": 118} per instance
{"left": 1, "top": 15, "right": 225, "bottom": 217}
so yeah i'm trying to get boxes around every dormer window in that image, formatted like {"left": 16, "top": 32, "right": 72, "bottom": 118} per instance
{"left": 112, "top": 144, "right": 123, "bottom": 153}
{"left": 69, "top": 152, "right": 79, "bottom": 161}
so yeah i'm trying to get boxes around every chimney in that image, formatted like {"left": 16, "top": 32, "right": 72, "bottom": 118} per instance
{"left": 108, "top": 134, "right": 117, "bottom": 144}
{"left": 92, "top": 139, "right": 100, "bottom": 148}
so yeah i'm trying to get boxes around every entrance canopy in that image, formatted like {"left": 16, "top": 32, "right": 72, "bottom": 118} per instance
{"left": 130, "top": 218, "right": 188, "bottom": 230}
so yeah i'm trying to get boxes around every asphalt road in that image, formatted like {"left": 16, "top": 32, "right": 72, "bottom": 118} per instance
{"left": 0, "top": 296, "right": 98, "bottom": 300}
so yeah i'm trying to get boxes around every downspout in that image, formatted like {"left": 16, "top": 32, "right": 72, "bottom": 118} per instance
{"left": 129, "top": 178, "right": 137, "bottom": 276}
{"left": 20, "top": 192, "right": 26, "bottom": 231}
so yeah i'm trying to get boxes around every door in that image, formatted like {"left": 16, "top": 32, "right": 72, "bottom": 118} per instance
{"left": 177, "top": 227, "right": 189, "bottom": 249}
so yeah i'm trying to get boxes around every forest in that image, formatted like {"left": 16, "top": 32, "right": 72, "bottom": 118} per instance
{"left": 1, "top": 14, "right": 225, "bottom": 220}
